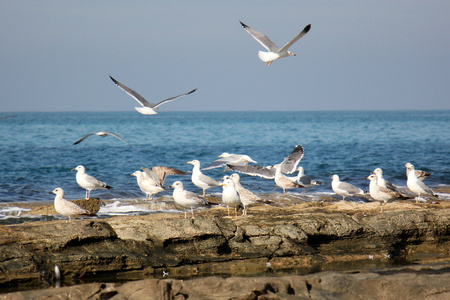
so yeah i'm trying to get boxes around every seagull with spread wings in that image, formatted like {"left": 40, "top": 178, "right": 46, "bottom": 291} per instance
{"left": 109, "top": 75, "right": 197, "bottom": 115}
{"left": 73, "top": 131, "right": 131, "bottom": 146}
{"left": 240, "top": 21, "right": 311, "bottom": 66}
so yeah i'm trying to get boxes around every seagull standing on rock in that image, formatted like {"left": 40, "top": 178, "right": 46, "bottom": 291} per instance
{"left": 171, "top": 181, "right": 209, "bottom": 219}
{"left": 72, "top": 165, "right": 112, "bottom": 200}
{"left": 187, "top": 160, "right": 220, "bottom": 196}
{"left": 50, "top": 188, "right": 91, "bottom": 221}
{"left": 130, "top": 170, "right": 164, "bottom": 200}
{"left": 331, "top": 174, "right": 364, "bottom": 201}
{"left": 405, "top": 163, "right": 437, "bottom": 203}
{"left": 221, "top": 178, "right": 242, "bottom": 218}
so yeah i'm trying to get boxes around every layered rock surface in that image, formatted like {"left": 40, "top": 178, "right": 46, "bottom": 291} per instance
{"left": 1, "top": 199, "right": 450, "bottom": 298}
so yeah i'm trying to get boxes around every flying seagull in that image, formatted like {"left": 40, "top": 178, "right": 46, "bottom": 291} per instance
{"left": 225, "top": 145, "right": 304, "bottom": 179}
{"left": 73, "top": 131, "right": 131, "bottom": 146}
{"left": 240, "top": 21, "right": 311, "bottom": 66}
{"left": 109, "top": 75, "right": 197, "bottom": 115}
{"left": 202, "top": 152, "right": 257, "bottom": 170}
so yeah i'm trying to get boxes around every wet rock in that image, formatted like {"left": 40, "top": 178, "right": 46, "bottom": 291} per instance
{"left": 4, "top": 263, "right": 450, "bottom": 299}
{"left": 0, "top": 200, "right": 450, "bottom": 293}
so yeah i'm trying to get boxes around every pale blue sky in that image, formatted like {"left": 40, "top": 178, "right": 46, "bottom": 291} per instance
{"left": 1, "top": 1, "right": 449, "bottom": 112}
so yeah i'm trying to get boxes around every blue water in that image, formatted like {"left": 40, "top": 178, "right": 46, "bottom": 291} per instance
{"left": 0, "top": 111, "right": 449, "bottom": 205}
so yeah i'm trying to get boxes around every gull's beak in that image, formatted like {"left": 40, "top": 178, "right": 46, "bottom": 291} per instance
{"left": 291, "top": 53, "right": 296, "bottom": 56}
{"left": 71, "top": 168, "right": 76, "bottom": 171}
{"left": 187, "top": 161, "right": 193, "bottom": 165}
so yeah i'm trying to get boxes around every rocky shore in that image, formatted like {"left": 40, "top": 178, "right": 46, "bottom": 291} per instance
{"left": 1, "top": 191, "right": 450, "bottom": 298}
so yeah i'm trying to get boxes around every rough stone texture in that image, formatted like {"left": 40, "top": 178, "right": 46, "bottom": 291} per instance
{"left": 1, "top": 200, "right": 450, "bottom": 297}
{"left": 3, "top": 263, "right": 450, "bottom": 299}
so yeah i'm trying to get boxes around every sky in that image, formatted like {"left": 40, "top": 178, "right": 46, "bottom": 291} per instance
{"left": 1, "top": 1, "right": 449, "bottom": 112}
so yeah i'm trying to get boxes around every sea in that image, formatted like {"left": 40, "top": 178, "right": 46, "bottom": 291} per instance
{"left": 1, "top": 111, "right": 449, "bottom": 222}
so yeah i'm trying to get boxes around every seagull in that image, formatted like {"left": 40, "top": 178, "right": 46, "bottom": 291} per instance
{"left": 274, "top": 164, "right": 305, "bottom": 194}
{"left": 331, "top": 174, "right": 364, "bottom": 201}
{"left": 405, "top": 163, "right": 437, "bottom": 203}
{"left": 366, "top": 174, "right": 405, "bottom": 212}
{"left": 227, "top": 173, "right": 266, "bottom": 216}
{"left": 141, "top": 166, "right": 188, "bottom": 188}
{"left": 225, "top": 145, "right": 304, "bottom": 179}
{"left": 73, "top": 131, "right": 131, "bottom": 146}
{"left": 202, "top": 152, "right": 257, "bottom": 170}
{"left": 372, "top": 168, "right": 399, "bottom": 191}
{"left": 50, "top": 188, "right": 91, "bottom": 221}
{"left": 171, "top": 181, "right": 209, "bottom": 219}
{"left": 293, "top": 167, "right": 323, "bottom": 191}
{"left": 405, "top": 166, "right": 431, "bottom": 181}
{"left": 72, "top": 165, "right": 112, "bottom": 199}
{"left": 187, "top": 160, "right": 221, "bottom": 196}
{"left": 220, "top": 178, "right": 242, "bottom": 218}
{"left": 240, "top": 21, "right": 311, "bottom": 66}
{"left": 109, "top": 75, "right": 197, "bottom": 115}
{"left": 130, "top": 171, "right": 164, "bottom": 200}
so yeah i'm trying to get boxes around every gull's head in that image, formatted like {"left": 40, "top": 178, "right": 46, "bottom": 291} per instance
{"left": 366, "top": 174, "right": 377, "bottom": 181}
{"left": 220, "top": 178, "right": 234, "bottom": 187}
{"left": 50, "top": 188, "right": 63, "bottom": 195}
{"left": 372, "top": 168, "right": 383, "bottom": 176}
{"left": 171, "top": 181, "right": 183, "bottom": 189}
{"left": 230, "top": 173, "right": 240, "bottom": 183}
{"left": 72, "top": 165, "right": 85, "bottom": 172}
{"left": 222, "top": 175, "right": 231, "bottom": 181}
{"left": 288, "top": 51, "right": 296, "bottom": 56}
{"left": 130, "top": 171, "right": 141, "bottom": 177}
{"left": 331, "top": 174, "right": 339, "bottom": 180}
{"left": 218, "top": 153, "right": 231, "bottom": 158}
{"left": 187, "top": 160, "right": 200, "bottom": 166}
{"left": 404, "top": 162, "right": 414, "bottom": 169}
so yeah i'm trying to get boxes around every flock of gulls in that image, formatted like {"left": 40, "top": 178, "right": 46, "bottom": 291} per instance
{"left": 42, "top": 20, "right": 440, "bottom": 221}
{"left": 51, "top": 144, "right": 439, "bottom": 221}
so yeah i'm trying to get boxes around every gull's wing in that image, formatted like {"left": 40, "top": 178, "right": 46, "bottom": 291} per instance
{"left": 279, "top": 24, "right": 311, "bottom": 53}
{"left": 338, "top": 182, "right": 362, "bottom": 194}
{"left": 240, "top": 21, "right": 279, "bottom": 52}
{"left": 280, "top": 145, "right": 304, "bottom": 174}
{"left": 152, "top": 88, "right": 197, "bottom": 110}
{"left": 104, "top": 131, "right": 131, "bottom": 147}
{"left": 141, "top": 167, "right": 163, "bottom": 186}
{"left": 202, "top": 155, "right": 242, "bottom": 170}
{"left": 225, "top": 165, "right": 276, "bottom": 179}
{"left": 73, "top": 133, "right": 96, "bottom": 145}
{"left": 110, "top": 75, "right": 155, "bottom": 107}
{"left": 152, "top": 166, "right": 188, "bottom": 185}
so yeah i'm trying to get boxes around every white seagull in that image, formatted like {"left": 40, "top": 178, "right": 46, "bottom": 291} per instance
{"left": 187, "top": 160, "right": 221, "bottom": 196}
{"left": 331, "top": 174, "right": 364, "bottom": 201}
{"left": 226, "top": 174, "right": 266, "bottom": 216}
{"left": 50, "top": 188, "right": 91, "bottom": 221}
{"left": 171, "top": 181, "right": 209, "bottom": 219}
{"left": 202, "top": 152, "right": 257, "bottom": 170}
{"left": 72, "top": 165, "right": 112, "bottom": 199}
{"left": 73, "top": 131, "right": 131, "bottom": 146}
{"left": 240, "top": 21, "right": 311, "bottom": 66}
{"left": 130, "top": 171, "right": 164, "bottom": 200}
{"left": 109, "top": 75, "right": 197, "bottom": 115}
{"left": 274, "top": 164, "right": 304, "bottom": 194}
{"left": 220, "top": 178, "right": 242, "bottom": 218}
{"left": 405, "top": 163, "right": 437, "bottom": 203}
{"left": 293, "top": 167, "right": 323, "bottom": 191}
{"left": 225, "top": 145, "right": 305, "bottom": 179}
{"left": 366, "top": 174, "right": 405, "bottom": 212}
{"left": 372, "top": 168, "right": 399, "bottom": 191}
